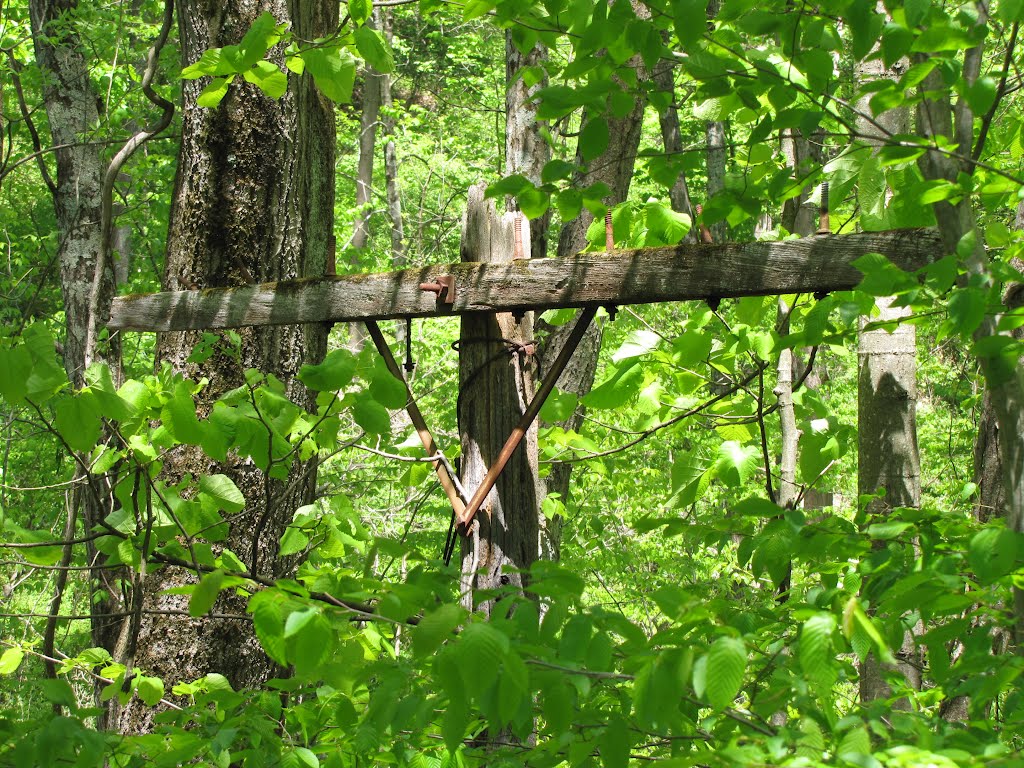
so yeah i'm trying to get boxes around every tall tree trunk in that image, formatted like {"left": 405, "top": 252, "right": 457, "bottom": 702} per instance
{"left": 652, "top": 58, "right": 696, "bottom": 240}
{"left": 381, "top": 9, "right": 404, "bottom": 269}
{"left": 505, "top": 35, "right": 550, "bottom": 258}
{"left": 120, "top": 0, "right": 337, "bottom": 732}
{"left": 28, "top": 0, "right": 114, "bottom": 387}
{"left": 28, "top": 0, "right": 131, "bottom": 671}
{"left": 504, "top": 33, "right": 551, "bottom": 559}
{"left": 916, "top": 20, "right": 1024, "bottom": 642}
{"left": 856, "top": 53, "right": 922, "bottom": 704}
{"left": 348, "top": 20, "right": 383, "bottom": 351}
{"left": 541, "top": 68, "right": 648, "bottom": 559}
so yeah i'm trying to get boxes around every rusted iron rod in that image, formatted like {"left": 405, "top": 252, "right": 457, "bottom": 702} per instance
{"left": 456, "top": 305, "right": 598, "bottom": 531}
{"left": 365, "top": 321, "right": 467, "bottom": 517}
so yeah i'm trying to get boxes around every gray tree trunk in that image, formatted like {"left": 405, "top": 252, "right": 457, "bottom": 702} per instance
{"left": 28, "top": 0, "right": 129, "bottom": 677}
{"left": 381, "top": 10, "right": 404, "bottom": 269}
{"left": 120, "top": 0, "right": 337, "bottom": 732}
{"left": 856, "top": 52, "right": 922, "bottom": 705}
{"left": 541, "top": 61, "right": 648, "bottom": 559}
{"left": 652, "top": 59, "right": 695, "bottom": 236}
{"left": 348, "top": 19, "right": 383, "bottom": 351}
{"left": 28, "top": 0, "right": 115, "bottom": 387}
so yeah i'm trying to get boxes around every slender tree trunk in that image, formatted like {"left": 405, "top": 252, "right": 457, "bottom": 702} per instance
{"left": 119, "top": 0, "right": 337, "bottom": 732}
{"left": 856, "top": 52, "right": 922, "bottom": 704}
{"left": 917, "top": 32, "right": 1024, "bottom": 642}
{"left": 381, "top": 10, "right": 404, "bottom": 269}
{"left": 541, "top": 61, "right": 648, "bottom": 559}
{"left": 28, "top": 0, "right": 126, "bottom": 668}
{"left": 652, "top": 58, "right": 696, "bottom": 241}
{"left": 348, "top": 20, "right": 383, "bottom": 351}
{"left": 28, "top": 0, "right": 114, "bottom": 388}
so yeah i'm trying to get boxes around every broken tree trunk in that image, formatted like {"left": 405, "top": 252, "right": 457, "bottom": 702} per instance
{"left": 107, "top": 228, "right": 943, "bottom": 332}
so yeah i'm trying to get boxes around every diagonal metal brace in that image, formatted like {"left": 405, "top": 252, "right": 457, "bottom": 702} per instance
{"left": 365, "top": 321, "right": 467, "bottom": 518}
{"left": 456, "top": 305, "right": 598, "bottom": 533}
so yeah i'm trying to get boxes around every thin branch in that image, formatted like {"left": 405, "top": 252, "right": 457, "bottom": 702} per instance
{"left": 85, "top": 0, "right": 176, "bottom": 367}
{"left": 974, "top": 21, "right": 1018, "bottom": 162}
{"left": 2, "top": 48, "right": 56, "bottom": 197}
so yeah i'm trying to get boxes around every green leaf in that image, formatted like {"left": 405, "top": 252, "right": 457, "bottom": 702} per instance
{"left": 164, "top": 380, "right": 204, "bottom": 444}
{"left": 0, "top": 346, "right": 31, "bottom": 404}
{"left": 999, "top": 0, "right": 1024, "bottom": 22}
{"left": 644, "top": 200, "right": 691, "bottom": 245}
{"left": 517, "top": 185, "right": 549, "bottom": 220}
{"left": 136, "top": 676, "right": 165, "bottom": 706}
{"left": 290, "top": 612, "right": 332, "bottom": 677}
{"left": 301, "top": 46, "right": 356, "bottom": 103}
{"left": 237, "top": 11, "right": 282, "bottom": 70}
{"left": 24, "top": 324, "right": 68, "bottom": 402}
{"left": 867, "top": 521, "right": 912, "bottom": 540}
{"left": 713, "top": 441, "right": 759, "bottom": 487}
{"left": 353, "top": 394, "right": 391, "bottom": 435}
{"left": 612, "top": 330, "right": 661, "bottom": 363}
{"left": 881, "top": 22, "right": 914, "bottom": 68}
{"left": 189, "top": 569, "right": 225, "bottom": 617}
{"left": 249, "top": 591, "right": 287, "bottom": 666}
{"left": 579, "top": 116, "right": 609, "bottom": 162}
{"left": 197, "top": 76, "right": 233, "bottom": 107}
{"left": 0, "top": 647, "right": 24, "bottom": 675}
{"left": 486, "top": 174, "right": 532, "bottom": 199}
{"left": 181, "top": 49, "right": 234, "bottom": 79}
{"left": 599, "top": 716, "right": 630, "bottom": 768}
{"left": 299, "top": 349, "right": 356, "bottom": 390}
{"left": 415, "top": 603, "right": 466, "bottom": 656}
{"left": 799, "top": 614, "right": 837, "bottom": 694}
{"left": 702, "top": 636, "right": 746, "bottom": 711}
{"left": 457, "top": 623, "right": 509, "bottom": 692}
{"left": 354, "top": 27, "right": 395, "bottom": 73}
{"left": 966, "top": 76, "right": 998, "bottom": 116}
{"left": 672, "top": 0, "right": 707, "bottom": 48}
{"left": 284, "top": 606, "right": 318, "bottom": 638}
{"left": 199, "top": 474, "right": 245, "bottom": 513}
{"left": 498, "top": 651, "right": 529, "bottom": 725}
{"left": 541, "top": 159, "right": 576, "bottom": 183}
{"left": 969, "top": 527, "right": 1017, "bottom": 584}
{"left": 947, "top": 286, "right": 987, "bottom": 336}
{"left": 54, "top": 394, "right": 102, "bottom": 453}
{"left": 243, "top": 60, "right": 288, "bottom": 99}
{"left": 582, "top": 360, "right": 644, "bottom": 409}
{"left": 349, "top": 0, "right": 371, "bottom": 24}
{"left": 369, "top": 361, "right": 408, "bottom": 409}
{"left": 539, "top": 388, "right": 578, "bottom": 422}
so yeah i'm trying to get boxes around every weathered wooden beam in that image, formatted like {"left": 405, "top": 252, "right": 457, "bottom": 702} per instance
{"left": 107, "top": 229, "right": 942, "bottom": 332}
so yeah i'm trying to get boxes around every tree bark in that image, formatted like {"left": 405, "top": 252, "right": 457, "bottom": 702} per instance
{"left": 542, "top": 5, "right": 650, "bottom": 553}
{"left": 28, "top": 0, "right": 114, "bottom": 387}
{"left": 855, "top": 50, "right": 922, "bottom": 705}
{"left": 119, "top": 0, "right": 337, "bottom": 732}
{"left": 916, "top": 20, "right": 1024, "bottom": 645}
{"left": 348, "top": 17, "right": 383, "bottom": 351}
{"left": 652, "top": 59, "right": 695, "bottom": 236}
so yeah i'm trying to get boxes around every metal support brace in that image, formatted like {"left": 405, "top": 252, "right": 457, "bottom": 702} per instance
{"left": 364, "top": 321, "right": 468, "bottom": 518}
{"left": 456, "top": 305, "right": 598, "bottom": 533}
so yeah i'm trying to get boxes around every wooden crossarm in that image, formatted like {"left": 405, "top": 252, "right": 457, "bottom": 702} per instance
{"left": 107, "top": 229, "right": 942, "bottom": 332}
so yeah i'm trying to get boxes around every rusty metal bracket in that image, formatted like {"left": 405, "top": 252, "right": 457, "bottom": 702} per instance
{"left": 365, "top": 321, "right": 467, "bottom": 519}
{"left": 419, "top": 275, "right": 455, "bottom": 304}
{"left": 456, "top": 305, "right": 598, "bottom": 533}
